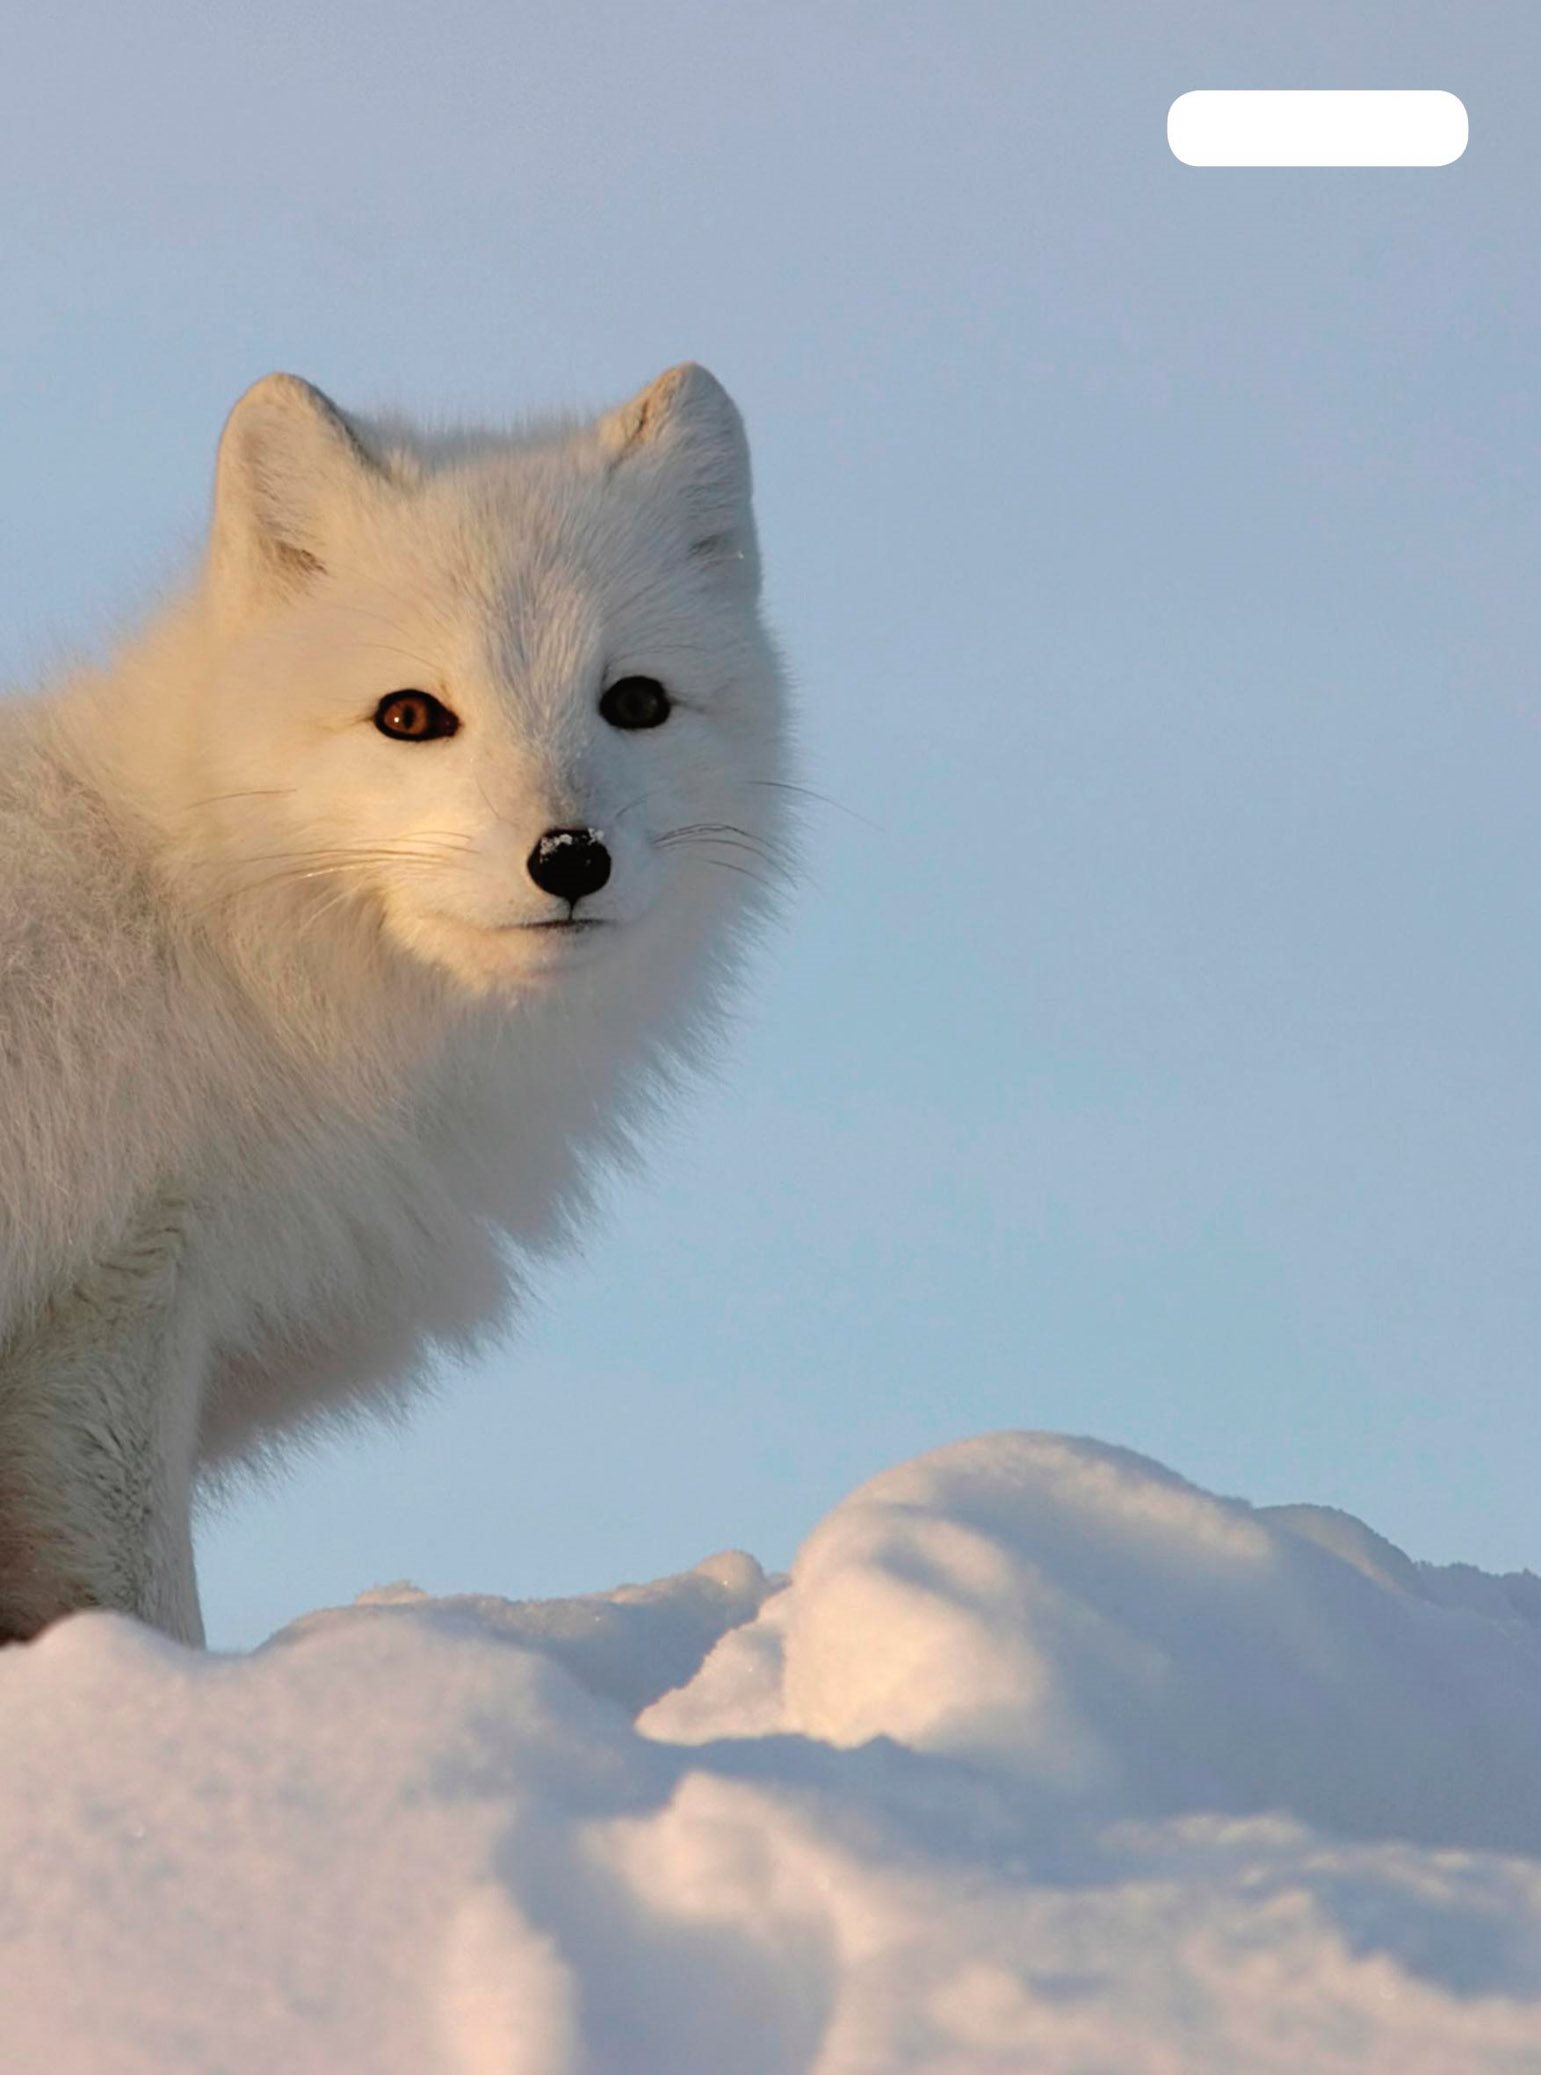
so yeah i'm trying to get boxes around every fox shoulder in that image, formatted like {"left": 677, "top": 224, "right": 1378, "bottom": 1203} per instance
{"left": 0, "top": 711, "right": 189, "bottom": 1323}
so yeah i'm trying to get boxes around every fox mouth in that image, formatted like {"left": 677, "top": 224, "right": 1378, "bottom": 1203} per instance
{"left": 518, "top": 918, "right": 611, "bottom": 934}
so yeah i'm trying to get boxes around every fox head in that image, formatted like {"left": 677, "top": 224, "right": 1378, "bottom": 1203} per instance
{"left": 170, "top": 364, "right": 790, "bottom": 1007}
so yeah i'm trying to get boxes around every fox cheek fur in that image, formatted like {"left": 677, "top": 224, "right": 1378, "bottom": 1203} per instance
{"left": 0, "top": 364, "right": 793, "bottom": 1644}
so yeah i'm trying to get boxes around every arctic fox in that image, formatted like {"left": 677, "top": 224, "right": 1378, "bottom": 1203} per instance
{"left": 0, "top": 363, "right": 791, "bottom": 1646}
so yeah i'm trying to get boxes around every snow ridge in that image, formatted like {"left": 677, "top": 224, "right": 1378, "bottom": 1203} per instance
{"left": 3, "top": 1431, "right": 1540, "bottom": 2071}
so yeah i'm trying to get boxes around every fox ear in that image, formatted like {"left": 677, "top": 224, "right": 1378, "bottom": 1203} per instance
{"left": 599, "top": 363, "right": 760, "bottom": 596}
{"left": 209, "top": 373, "right": 385, "bottom": 620}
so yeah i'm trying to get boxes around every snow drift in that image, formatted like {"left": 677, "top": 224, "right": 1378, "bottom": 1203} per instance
{"left": 4, "top": 1432, "right": 1541, "bottom": 2072}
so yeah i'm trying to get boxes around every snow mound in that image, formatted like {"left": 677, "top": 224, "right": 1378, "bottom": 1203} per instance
{"left": 647, "top": 1433, "right": 1541, "bottom": 1854}
{"left": 4, "top": 1432, "right": 1541, "bottom": 2072}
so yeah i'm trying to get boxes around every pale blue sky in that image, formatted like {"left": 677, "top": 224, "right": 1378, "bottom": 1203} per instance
{"left": 3, "top": 3, "right": 1537, "bottom": 1645}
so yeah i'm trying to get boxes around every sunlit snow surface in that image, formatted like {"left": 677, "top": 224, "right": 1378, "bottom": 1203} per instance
{"left": 6, "top": 1433, "right": 1541, "bottom": 2072}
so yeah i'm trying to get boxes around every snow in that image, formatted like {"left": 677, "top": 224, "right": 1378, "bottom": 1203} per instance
{"left": 5, "top": 1434, "right": 1541, "bottom": 2071}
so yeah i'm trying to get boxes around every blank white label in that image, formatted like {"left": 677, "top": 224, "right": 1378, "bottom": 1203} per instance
{"left": 1168, "top": 91, "right": 1468, "bottom": 168}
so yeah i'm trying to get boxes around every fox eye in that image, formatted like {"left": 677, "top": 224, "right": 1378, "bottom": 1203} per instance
{"left": 374, "top": 690, "right": 460, "bottom": 741}
{"left": 599, "top": 676, "right": 672, "bottom": 731}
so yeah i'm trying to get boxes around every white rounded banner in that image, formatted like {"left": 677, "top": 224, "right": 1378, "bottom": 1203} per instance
{"left": 1168, "top": 90, "right": 1468, "bottom": 168}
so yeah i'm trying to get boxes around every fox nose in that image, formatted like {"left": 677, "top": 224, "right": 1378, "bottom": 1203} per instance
{"left": 526, "top": 827, "right": 612, "bottom": 905}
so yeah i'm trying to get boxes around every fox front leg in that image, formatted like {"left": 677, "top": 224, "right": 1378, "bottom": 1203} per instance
{"left": 0, "top": 1197, "right": 206, "bottom": 1646}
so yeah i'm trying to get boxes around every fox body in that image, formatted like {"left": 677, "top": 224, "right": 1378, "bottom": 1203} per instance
{"left": 0, "top": 365, "right": 790, "bottom": 1644}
